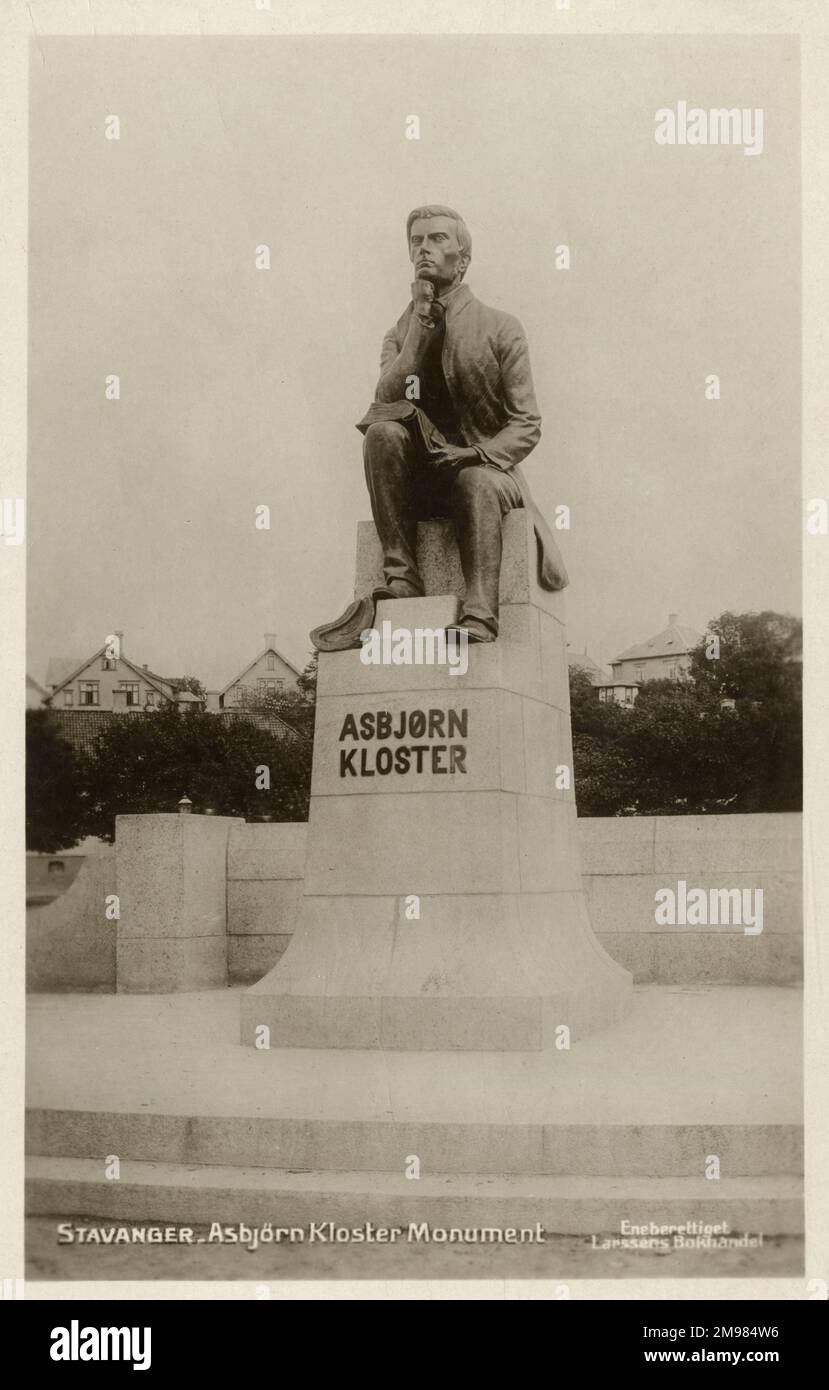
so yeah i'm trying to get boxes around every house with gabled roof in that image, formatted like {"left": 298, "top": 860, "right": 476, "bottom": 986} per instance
{"left": 219, "top": 632, "right": 302, "bottom": 709}
{"left": 610, "top": 613, "right": 702, "bottom": 687}
{"left": 43, "top": 634, "right": 185, "bottom": 713}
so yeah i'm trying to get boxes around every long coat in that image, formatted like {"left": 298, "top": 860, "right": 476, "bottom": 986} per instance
{"left": 371, "top": 282, "right": 568, "bottom": 593}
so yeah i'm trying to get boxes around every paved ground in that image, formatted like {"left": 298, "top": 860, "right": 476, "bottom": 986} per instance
{"left": 25, "top": 984, "right": 803, "bottom": 1287}
{"left": 25, "top": 1218, "right": 802, "bottom": 1282}
{"left": 26, "top": 984, "right": 802, "bottom": 1125}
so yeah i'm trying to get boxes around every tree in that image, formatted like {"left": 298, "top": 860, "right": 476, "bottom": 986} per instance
{"left": 165, "top": 675, "right": 207, "bottom": 702}
{"left": 80, "top": 705, "right": 312, "bottom": 841}
{"left": 571, "top": 731, "right": 638, "bottom": 816}
{"left": 687, "top": 611, "right": 801, "bottom": 812}
{"left": 568, "top": 668, "right": 633, "bottom": 813}
{"left": 688, "top": 611, "right": 802, "bottom": 704}
{"left": 569, "top": 667, "right": 627, "bottom": 742}
{"left": 612, "top": 678, "right": 746, "bottom": 814}
{"left": 568, "top": 609, "right": 802, "bottom": 816}
{"left": 296, "top": 652, "right": 318, "bottom": 702}
{"left": 26, "top": 710, "right": 90, "bottom": 851}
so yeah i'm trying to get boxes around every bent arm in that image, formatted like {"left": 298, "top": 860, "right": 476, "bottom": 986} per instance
{"left": 374, "top": 311, "right": 434, "bottom": 403}
{"left": 472, "top": 319, "right": 542, "bottom": 470}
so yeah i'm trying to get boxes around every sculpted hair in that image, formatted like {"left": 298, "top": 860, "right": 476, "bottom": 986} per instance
{"left": 406, "top": 205, "right": 472, "bottom": 276}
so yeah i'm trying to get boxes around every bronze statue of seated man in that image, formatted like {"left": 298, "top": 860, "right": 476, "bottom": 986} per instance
{"left": 311, "top": 204, "right": 567, "bottom": 653}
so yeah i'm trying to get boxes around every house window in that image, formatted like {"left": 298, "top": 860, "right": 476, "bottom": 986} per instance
{"left": 102, "top": 657, "right": 117, "bottom": 671}
{"left": 79, "top": 682, "right": 99, "bottom": 706}
{"left": 267, "top": 653, "right": 276, "bottom": 671}
{"left": 636, "top": 666, "right": 644, "bottom": 682}
{"left": 124, "top": 683, "right": 140, "bottom": 706}
{"left": 258, "top": 678, "right": 283, "bottom": 695}
{"left": 63, "top": 691, "right": 73, "bottom": 707}
{"left": 145, "top": 689, "right": 155, "bottom": 707}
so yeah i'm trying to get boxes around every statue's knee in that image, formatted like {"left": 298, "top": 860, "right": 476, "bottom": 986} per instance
{"left": 455, "top": 464, "right": 498, "bottom": 500}
{"left": 364, "top": 421, "right": 408, "bottom": 454}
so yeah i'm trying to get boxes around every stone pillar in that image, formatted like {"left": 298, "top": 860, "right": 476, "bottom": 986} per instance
{"left": 116, "top": 813, "right": 242, "bottom": 992}
{"left": 241, "top": 513, "right": 632, "bottom": 1048}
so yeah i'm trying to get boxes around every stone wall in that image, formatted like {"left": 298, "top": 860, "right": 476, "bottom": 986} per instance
{"left": 227, "top": 822, "right": 307, "bottom": 984}
{"left": 226, "top": 812, "right": 802, "bottom": 986}
{"left": 26, "top": 852, "right": 86, "bottom": 907}
{"left": 26, "top": 812, "right": 802, "bottom": 991}
{"left": 583, "top": 813, "right": 802, "bottom": 984}
{"left": 26, "top": 848, "right": 117, "bottom": 992}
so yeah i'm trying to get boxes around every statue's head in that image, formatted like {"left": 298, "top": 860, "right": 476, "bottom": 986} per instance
{"left": 406, "top": 205, "right": 471, "bottom": 288}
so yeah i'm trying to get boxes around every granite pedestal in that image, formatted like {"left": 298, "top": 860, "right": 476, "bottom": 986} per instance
{"left": 241, "top": 514, "right": 632, "bottom": 1048}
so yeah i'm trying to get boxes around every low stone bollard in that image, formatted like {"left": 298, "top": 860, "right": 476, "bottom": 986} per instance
{"left": 115, "top": 812, "right": 243, "bottom": 992}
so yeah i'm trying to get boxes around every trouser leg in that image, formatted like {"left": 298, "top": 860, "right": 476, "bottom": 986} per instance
{"left": 446, "top": 465, "right": 523, "bottom": 634}
{"left": 362, "top": 421, "right": 424, "bottom": 595}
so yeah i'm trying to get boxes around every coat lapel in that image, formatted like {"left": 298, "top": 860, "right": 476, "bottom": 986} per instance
{"left": 440, "top": 284, "right": 474, "bottom": 410}
{"left": 441, "top": 281, "right": 473, "bottom": 325}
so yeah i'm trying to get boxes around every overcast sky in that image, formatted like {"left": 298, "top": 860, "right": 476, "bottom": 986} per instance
{"left": 27, "top": 34, "right": 800, "bottom": 688}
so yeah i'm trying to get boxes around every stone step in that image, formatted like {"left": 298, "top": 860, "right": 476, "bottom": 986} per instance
{"left": 26, "top": 1158, "right": 804, "bottom": 1235}
{"left": 598, "top": 933, "right": 802, "bottom": 987}
{"left": 26, "top": 1109, "right": 803, "bottom": 1179}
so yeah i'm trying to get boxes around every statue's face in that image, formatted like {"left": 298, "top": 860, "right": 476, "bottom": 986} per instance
{"left": 408, "top": 215, "right": 466, "bottom": 287}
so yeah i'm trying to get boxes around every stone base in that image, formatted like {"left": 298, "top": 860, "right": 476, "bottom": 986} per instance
{"left": 245, "top": 516, "right": 631, "bottom": 1049}
{"left": 116, "top": 937, "right": 227, "bottom": 993}
{"left": 240, "top": 774, "right": 633, "bottom": 1049}
{"left": 241, "top": 891, "right": 631, "bottom": 1050}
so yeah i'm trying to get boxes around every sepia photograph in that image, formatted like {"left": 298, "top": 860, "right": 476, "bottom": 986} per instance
{"left": 3, "top": 4, "right": 824, "bottom": 1318}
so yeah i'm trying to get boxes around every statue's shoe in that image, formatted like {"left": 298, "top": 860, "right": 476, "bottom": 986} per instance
{"left": 310, "top": 585, "right": 408, "bottom": 652}
{"left": 445, "top": 619, "right": 497, "bottom": 644}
